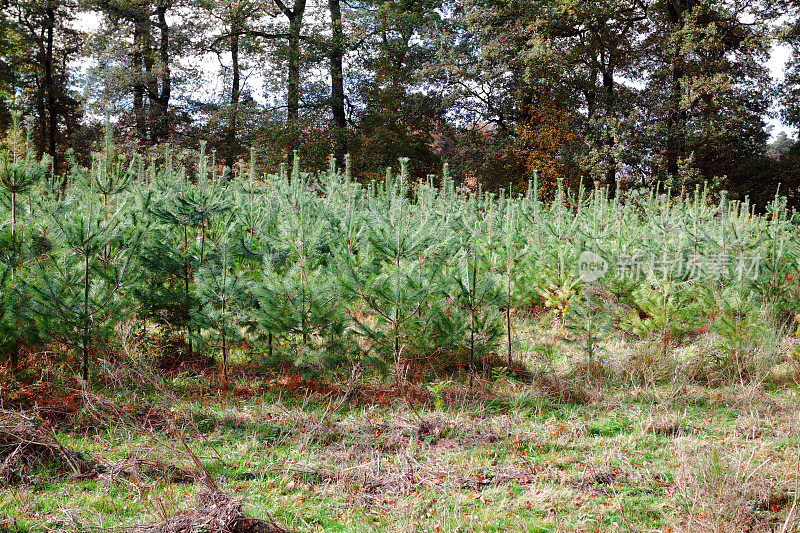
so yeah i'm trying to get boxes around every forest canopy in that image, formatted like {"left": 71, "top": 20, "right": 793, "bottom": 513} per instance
{"left": 2, "top": 0, "right": 800, "bottom": 206}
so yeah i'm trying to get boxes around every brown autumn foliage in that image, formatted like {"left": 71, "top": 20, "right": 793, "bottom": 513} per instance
{"left": 516, "top": 97, "right": 583, "bottom": 203}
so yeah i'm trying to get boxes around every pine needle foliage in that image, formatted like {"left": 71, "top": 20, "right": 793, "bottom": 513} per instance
{"left": 30, "top": 178, "right": 141, "bottom": 381}
{"left": 0, "top": 129, "right": 798, "bottom": 386}
{"left": 339, "top": 159, "right": 456, "bottom": 383}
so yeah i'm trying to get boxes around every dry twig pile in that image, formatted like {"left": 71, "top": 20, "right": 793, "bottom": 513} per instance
{"left": 0, "top": 409, "right": 99, "bottom": 484}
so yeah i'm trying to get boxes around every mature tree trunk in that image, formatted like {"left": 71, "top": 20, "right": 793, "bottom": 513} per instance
{"left": 286, "top": 6, "right": 304, "bottom": 158}
{"left": 585, "top": 67, "right": 597, "bottom": 120}
{"left": 272, "top": 0, "right": 307, "bottom": 162}
{"left": 603, "top": 69, "right": 617, "bottom": 198}
{"left": 142, "top": 3, "right": 170, "bottom": 143}
{"left": 329, "top": 0, "right": 347, "bottom": 162}
{"left": 665, "top": 1, "right": 686, "bottom": 180}
{"left": 44, "top": 2, "right": 57, "bottom": 167}
{"left": 226, "top": 14, "right": 241, "bottom": 170}
{"left": 34, "top": 76, "right": 46, "bottom": 160}
{"left": 143, "top": 7, "right": 156, "bottom": 137}
{"left": 518, "top": 87, "right": 534, "bottom": 125}
{"left": 150, "top": 3, "right": 171, "bottom": 142}
{"left": 132, "top": 14, "right": 148, "bottom": 144}
{"left": 666, "top": 58, "right": 686, "bottom": 179}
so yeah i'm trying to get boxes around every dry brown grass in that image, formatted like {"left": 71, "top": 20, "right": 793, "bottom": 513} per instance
{"left": 672, "top": 443, "right": 795, "bottom": 532}
{"left": 644, "top": 411, "right": 684, "bottom": 438}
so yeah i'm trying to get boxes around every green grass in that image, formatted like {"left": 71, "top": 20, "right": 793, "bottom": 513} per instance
{"left": 2, "top": 379, "right": 799, "bottom": 533}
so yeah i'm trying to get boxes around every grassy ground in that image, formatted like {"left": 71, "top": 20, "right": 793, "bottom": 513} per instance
{"left": 2, "top": 329, "right": 800, "bottom": 532}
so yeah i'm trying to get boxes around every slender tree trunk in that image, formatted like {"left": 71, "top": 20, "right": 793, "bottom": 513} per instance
{"left": 221, "top": 301, "right": 228, "bottom": 384}
{"left": 183, "top": 226, "right": 193, "bottom": 358}
{"left": 328, "top": 0, "right": 347, "bottom": 162}
{"left": 469, "top": 231, "right": 478, "bottom": 388}
{"left": 10, "top": 191, "right": 16, "bottom": 276}
{"left": 44, "top": 2, "right": 57, "bottom": 168}
{"left": 10, "top": 340, "right": 19, "bottom": 370}
{"left": 301, "top": 274, "right": 308, "bottom": 346}
{"left": 469, "top": 308, "right": 475, "bottom": 388}
{"left": 506, "top": 243, "right": 512, "bottom": 365}
{"left": 82, "top": 251, "right": 90, "bottom": 382}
